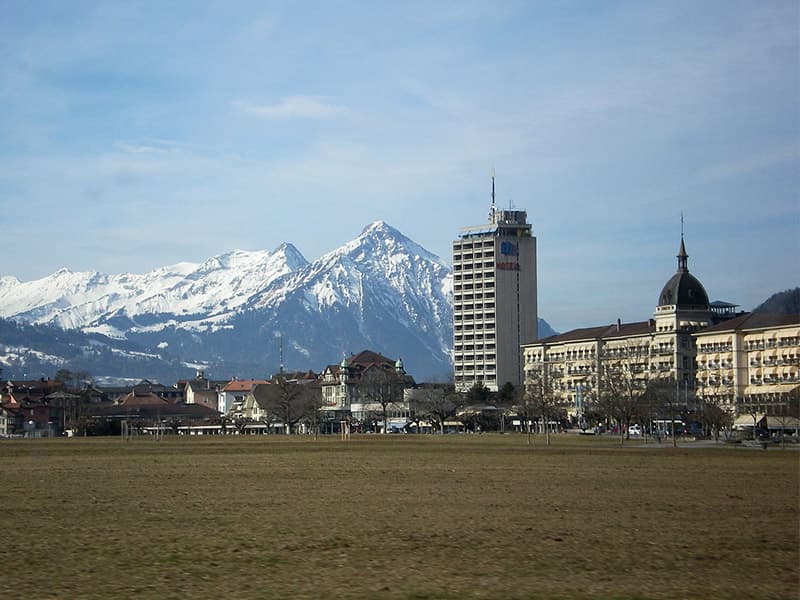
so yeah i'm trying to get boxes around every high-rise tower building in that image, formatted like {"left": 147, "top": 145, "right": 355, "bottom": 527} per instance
{"left": 453, "top": 176, "right": 538, "bottom": 392}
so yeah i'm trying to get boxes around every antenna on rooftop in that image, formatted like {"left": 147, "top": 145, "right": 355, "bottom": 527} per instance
{"left": 279, "top": 334, "right": 284, "bottom": 374}
{"left": 680, "top": 211, "right": 685, "bottom": 240}
{"left": 489, "top": 168, "right": 496, "bottom": 223}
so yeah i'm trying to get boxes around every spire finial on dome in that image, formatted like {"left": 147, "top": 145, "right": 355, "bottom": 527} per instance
{"left": 677, "top": 213, "right": 688, "bottom": 272}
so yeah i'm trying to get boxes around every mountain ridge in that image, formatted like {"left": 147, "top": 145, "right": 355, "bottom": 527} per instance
{"left": 0, "top": 222, "right": 553, "bottom": 382}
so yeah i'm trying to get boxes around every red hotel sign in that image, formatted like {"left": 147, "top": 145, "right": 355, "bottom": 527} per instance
{"left": 496, "top": 261, "right": 520, "bottom": 270}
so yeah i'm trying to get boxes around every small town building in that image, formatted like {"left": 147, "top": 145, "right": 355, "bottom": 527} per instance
{"left": 184, "top": 371, "right": 226, "bottom": 411}
{"left": 219, "top": 379, "right": 269, "bottom": 416}
{"left": 319, "top": 350, "right": 415, "bottom": 431}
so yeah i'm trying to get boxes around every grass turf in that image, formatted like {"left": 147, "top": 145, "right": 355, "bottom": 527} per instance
{"left": 1, "top": 434, "right": 797, "bottom": 599}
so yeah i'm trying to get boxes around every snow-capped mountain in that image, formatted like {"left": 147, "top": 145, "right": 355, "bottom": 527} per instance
{"left": 1, "top": 221, "right": 555, "bottom": 382}
{"left": 0, "top": 243, "right": 307, "bottom": 336}
{"left": 0, "top": 222, "right": 455, "bottom": 380}
{"left": 238, "top": 221, "right": 454, "bottom": 375}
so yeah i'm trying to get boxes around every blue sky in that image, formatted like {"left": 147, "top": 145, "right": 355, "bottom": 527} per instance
{"left": 1, "top": 0, "right": 798, "bottom": 332}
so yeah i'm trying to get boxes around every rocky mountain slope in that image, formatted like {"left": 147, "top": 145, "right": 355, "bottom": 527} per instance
{"left": 0, "top": 223, "right": 452, "bottom": 380}
{"left": 0, "top": 221, "right": 554, "bottom": 382}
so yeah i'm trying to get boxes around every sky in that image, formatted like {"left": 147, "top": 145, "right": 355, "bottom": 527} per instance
{"left": 1, "top": 0, "right": 798, "bottom": 333}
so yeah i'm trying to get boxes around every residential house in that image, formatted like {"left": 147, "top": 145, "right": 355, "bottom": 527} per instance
{"left": 1, "top": 379, "right": 66, "bottom": 436}
{"left": 184, "top": 371, "right": 226, "bottom": 412}
{"left": 319, "top": 350, "right": 415, "bottom": 430}
{"left": 219, "top": 379, "right": 269, "bottom": 416}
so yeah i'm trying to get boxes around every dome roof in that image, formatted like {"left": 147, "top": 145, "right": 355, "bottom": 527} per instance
{"left": 658, "top": 271, "right": 709, "bottom": 309}
{"left": 657, "top": 237, "right": 710, "bottom": 310}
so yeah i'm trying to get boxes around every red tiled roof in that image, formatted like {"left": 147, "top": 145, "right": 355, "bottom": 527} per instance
{"left": 223, "top": 379, "right": 268, "bottom": 392}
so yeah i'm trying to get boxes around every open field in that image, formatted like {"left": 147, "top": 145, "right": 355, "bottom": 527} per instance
{"left": 1, "top": 435, "right": 798, "bottom": 600}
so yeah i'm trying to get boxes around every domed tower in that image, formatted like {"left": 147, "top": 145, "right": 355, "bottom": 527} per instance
{"left": 656, "top": 238, "right": 710, "bottom": 313}
{"left": 653, "top": 234, "right": 713, "bottom": 387}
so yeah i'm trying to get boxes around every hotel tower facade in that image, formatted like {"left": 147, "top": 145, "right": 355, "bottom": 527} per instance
{"left": 453, "top": 177, "right": 538, "bottom": 392}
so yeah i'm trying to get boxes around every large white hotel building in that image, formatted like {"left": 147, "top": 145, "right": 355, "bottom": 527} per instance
{"left": 453, "top": 179, "right": 538, "bottom": 392}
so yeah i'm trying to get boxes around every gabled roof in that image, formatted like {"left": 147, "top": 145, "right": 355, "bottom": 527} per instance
{"left": 186, "top": 379, "right": 226, "bottom": 392}
{"left": 348, "top": 350, "right": 395, "bottom": 367}
{"left": 118, "top": 391, "right": 169, "bottom": 406}
{"left": 276, "top": 370, "right": 318, "bottom": 382}
{"left": 223, "top": 379, "right": 268, "bottom": 392}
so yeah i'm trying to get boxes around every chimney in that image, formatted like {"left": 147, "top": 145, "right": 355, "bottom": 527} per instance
{"left": 616, "top": 318, "right": 621, "bottom": 332}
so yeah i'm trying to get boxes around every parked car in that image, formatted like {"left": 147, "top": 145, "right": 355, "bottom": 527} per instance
{"left": 628, "top": 424, "right": 642, "bottom": 436}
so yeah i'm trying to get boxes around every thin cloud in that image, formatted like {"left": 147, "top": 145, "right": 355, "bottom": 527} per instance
{"left": 696, "top": 144, "right": 800, "bottom": 184}
{"left": 234, "top": 96, "right": 349, "bottom": 119}
{"left": 115, "top": 138, "right": 184, "bottom": 155}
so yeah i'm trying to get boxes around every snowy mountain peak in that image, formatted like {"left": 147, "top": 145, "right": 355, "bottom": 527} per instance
{"left": 272, "top": 242, "right": 308, "bottom": 270}
{"left": 361, "top": 220, "right": 392, "bottom": 235}
{"left": 0, "top": 239, "right": 310, "bottom": 330}
{"left": 325, "top": 220, "right": 447, "bottom": 271}
{"left": 0, "top": 275, "right": 21, "bottom": 287}
{"left": 0, "top": 223, "right": 460, "bottom": 380}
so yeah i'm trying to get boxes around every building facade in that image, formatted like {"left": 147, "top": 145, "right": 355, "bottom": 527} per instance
{"left": 184, "top": 371, "right": 226, "bottom": 411}
{"left": 522, "top": 236, "right": 713, "bottom": 415}
{"left": 219, "top": 379, "right": 269, "bottom": 416}
{"left": 695, "top": 312, "right": 800, "bottom": 414}
{"left": 453, "top": 177, "right": 538, "bottom": 392}
{"left": 319, "top": 350, "right": 415, "bottom": 427}
{"left": 523, "top": 321, "right": 656, "bottom": 416}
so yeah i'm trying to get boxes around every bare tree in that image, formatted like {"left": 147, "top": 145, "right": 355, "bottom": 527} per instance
{"left": 354, "top": 366, "right": 406, "bottom": 434}
{"left": 255, "top": 377, "right": 318, "bottom": 434}
{"left": 765, "top": 389, "right": 800, "bottom": 449}
{"left": 412, "top": 385, "right": 461, "bottom": 434}
{"left": 697, "top": 399, "right": 732, "bottom": 442}
{"left": 305, "top": 383, "right": 323, "bottom": 439}
{"left": 514, "top": 385, "right": 538, "bottom": 446}
{"left": 645, "top": 377, "right": 682, "bottom": 447}
{"left": 523, "top": 363, "right": 565, "bottom": 446}
{"left": 593, "top": 343, "right": 651, "bottom": 445}
{"left": 735, "top": 393, "right": 767, "bottom": 442}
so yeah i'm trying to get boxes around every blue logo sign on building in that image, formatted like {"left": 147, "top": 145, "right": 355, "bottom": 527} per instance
{"left": 500, "top": 241, "right": 518, "bottom": 256}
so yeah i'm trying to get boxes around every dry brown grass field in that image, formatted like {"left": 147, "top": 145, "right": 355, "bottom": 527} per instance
{"left": 1, "top": 434, "right": 797, "bottom": 599}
